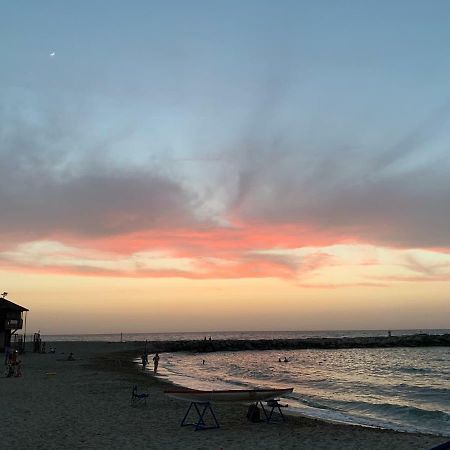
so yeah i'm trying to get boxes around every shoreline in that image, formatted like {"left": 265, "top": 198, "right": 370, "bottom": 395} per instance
{"left": 115, "top": 343, "right": 448, "bottom": 438}
{"left": 0, "top": 341, "right": 446, "bottom": 449}
{"left": 132, "top": 345, "right": 449, "bottom": 439}
{"left": 106, "top": 344, "right": 450, "bottom": 442}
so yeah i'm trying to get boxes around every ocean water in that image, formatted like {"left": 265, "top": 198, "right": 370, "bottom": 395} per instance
{"left": 43, "top": 328, "right": 449, "bottom": 342}
{"left": 43, "top": 329, "right": 450, "bottom": 436}
{"left": 159, "top": 346, "right": 450, "bottom": 437}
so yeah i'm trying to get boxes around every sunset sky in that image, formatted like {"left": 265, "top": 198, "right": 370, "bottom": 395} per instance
{"left": 1, "top": 1, "right": 450, "bottom": 333}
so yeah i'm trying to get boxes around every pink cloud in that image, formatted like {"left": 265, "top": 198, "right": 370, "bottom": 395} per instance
{"left": 297, "top": 282, "right": 388, "bottom": 289}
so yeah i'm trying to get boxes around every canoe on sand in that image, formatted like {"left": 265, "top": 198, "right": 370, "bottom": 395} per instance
{"left": 164, "top": 387, "right": 293, "bottom": 403}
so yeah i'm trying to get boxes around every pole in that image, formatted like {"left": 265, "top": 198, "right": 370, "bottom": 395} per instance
{"left": 23, "top": 311, "right": 27, "bottom": 353}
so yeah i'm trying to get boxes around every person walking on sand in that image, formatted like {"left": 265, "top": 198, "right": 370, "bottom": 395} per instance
{"left": 153, "top": 352, "right": 160, "bottom": 374}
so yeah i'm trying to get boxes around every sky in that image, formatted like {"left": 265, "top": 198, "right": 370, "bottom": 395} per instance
{"left": 1, "top": 1, "right": 450, "bottom": 333}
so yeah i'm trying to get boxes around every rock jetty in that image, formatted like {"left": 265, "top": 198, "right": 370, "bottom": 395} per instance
{"left": 144, "top": 333, "right": 450, "bottom": 354}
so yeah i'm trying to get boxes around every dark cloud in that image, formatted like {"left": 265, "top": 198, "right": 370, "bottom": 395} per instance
{"left": 3, "top": 91, "right": 450, "bottom": 251}
{"left": 229, "top": 103, "right": 450, "bottom": 248}
{"left": 0, "top": 107, "right": 204, "bottom": 242}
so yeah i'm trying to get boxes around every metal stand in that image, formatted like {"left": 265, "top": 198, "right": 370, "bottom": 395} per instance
{"left": 181, "top": 401, "right": 220, "bottom": 431}
{"left": 257, "top": 400, "right": 287, "bottom": 423}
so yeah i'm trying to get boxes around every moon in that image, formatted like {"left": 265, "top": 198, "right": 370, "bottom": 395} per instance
{"left": 50, "top": 51, "right": 55, "bottom": 57}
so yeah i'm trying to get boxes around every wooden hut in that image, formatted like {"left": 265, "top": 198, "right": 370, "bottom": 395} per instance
{"left": 0, "top": 297, "right": 28, "bottom": 352}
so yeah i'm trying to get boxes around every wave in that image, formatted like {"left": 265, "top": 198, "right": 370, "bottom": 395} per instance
{"left": 396, "top": 366, "right": 435, "bottom": 374}
{"left": 288, "top": 396, "right": 450, "bottom": 436}
{"left": 342, "top": 399, "right": 450, "bottom": 420}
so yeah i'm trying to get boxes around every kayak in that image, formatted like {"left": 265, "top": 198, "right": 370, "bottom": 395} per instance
{"left": 164, "top": 387, "right": 293, "bottom": 402}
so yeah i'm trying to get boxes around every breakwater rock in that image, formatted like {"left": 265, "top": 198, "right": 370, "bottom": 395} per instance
{"left": 144, "top": 333, "right": 450, "bottom": 353}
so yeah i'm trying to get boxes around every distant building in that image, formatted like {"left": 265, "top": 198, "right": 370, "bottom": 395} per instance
{"left": 0, "top": 297, "right": 29, "bottom": 352}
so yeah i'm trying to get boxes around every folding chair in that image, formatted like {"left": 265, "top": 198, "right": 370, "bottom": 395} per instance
{"left": 130, "top": 385, "right": 149, "bottom": 407}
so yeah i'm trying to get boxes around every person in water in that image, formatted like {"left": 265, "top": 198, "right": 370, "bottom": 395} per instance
{"left": 153, "top": 352, "right": 160, "bottom": 374}
{"left": 284, "top": 357, "right": 289, "bottom": 362}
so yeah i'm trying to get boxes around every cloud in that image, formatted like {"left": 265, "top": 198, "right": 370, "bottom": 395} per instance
{"left": 297, "top": 281, "right": 388, "bottom": 289}
{"left": 227, "top": 101, "right": 450, "bottom": 248}
{"left": 2, "top": 237, "right": 450, "bottom": 284}
{"left": 0, "top": 102, "right": 206, "bottom": 245}
{"left": 372, "top": 99, "right": 450, "bottom": 172}
{"left": 0, "top": 238, "right": 300, "bottom": 279}
{"left": 2, "top": 84, "right": 450, "bottom": 287}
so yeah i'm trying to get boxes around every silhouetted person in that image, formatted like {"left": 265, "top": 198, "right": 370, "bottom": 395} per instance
{"left": 6, "top": 363, "right": 14, "bottom": 378}
{"left": 284, "top": 357, "right": 289, "bottom": 362}
{"left": 153, "top": 352, "right": 160, "bottom": 374}
{"left": 67, "top": 352, "right": 75, "bottom": 361}
{"left": 141, "top": 353, "right": 148, "bottom": 369}
{"left": 33, "top": 332, "right": 41, "bottom": 353}
{"left": 4, "top": 345, "right": 11, "bottom": 365}
{"left": 14, "top": 360, "right": 22, "bottom": 377}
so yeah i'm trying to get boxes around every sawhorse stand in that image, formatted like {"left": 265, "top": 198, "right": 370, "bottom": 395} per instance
{"left": 181, "top": 401, "right": 220, "bottom": 431}
{"left": 257, "top": 399, "right": 287, "bottom": 423}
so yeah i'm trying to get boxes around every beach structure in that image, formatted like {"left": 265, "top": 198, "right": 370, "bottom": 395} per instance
{"left": 0, "top": 297, "right": 29, "bottom": 352}
{"left": 165, "top": 388, "right": 293, "bottom": 430}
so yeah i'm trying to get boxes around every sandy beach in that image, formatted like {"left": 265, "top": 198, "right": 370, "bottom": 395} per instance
{"left": 0, "top": 342, "right": 445, "bottom": 450}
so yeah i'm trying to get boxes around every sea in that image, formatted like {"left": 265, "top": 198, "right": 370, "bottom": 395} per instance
{"left": 44, "top": 329, "right": 450, "bottom": 436}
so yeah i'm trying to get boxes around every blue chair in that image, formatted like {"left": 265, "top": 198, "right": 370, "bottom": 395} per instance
{"left": 130, "top": 385, "right": 149, "bottom": 407}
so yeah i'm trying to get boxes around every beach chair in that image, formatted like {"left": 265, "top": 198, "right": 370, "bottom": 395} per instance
{"left": 130, "top": 385, "right": 149, "bottom": 407}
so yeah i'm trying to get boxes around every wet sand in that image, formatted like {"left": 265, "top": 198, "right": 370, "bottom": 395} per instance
{"left": 0, "top": 341, "right": 444, "bottom": 450}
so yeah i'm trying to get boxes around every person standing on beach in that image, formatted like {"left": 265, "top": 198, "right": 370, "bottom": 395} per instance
{"left": 4, "top": 345, "right": 11, "bottom": 365}
{"left": 153, "top": 352, "right": 160, "bottom": 374}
